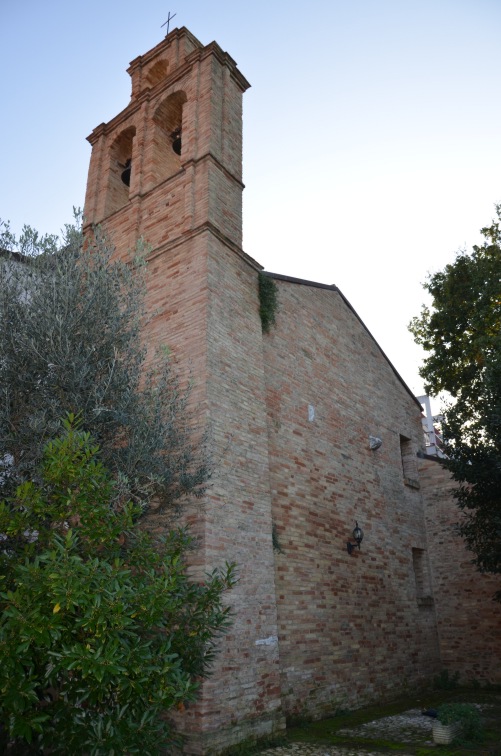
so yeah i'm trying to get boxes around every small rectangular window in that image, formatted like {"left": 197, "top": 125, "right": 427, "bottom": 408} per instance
{"left": 412, "top": 547, "right": 433, "bottom": 607}
{"left": 400, "top": 434, "right": 420, "bottom": 489}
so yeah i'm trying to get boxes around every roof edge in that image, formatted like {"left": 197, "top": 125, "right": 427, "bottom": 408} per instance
{"left": 262, "top": 271, "right": 338, "bottom": 291}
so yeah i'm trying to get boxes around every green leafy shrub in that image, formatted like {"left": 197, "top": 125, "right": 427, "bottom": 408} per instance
{"left": 437, "top": 703, "right": 484, "bottom": 742}
{"left": 0, "top": 419, "right": 235, "bottom": 754}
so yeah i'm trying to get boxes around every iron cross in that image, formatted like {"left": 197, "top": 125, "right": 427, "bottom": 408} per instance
{"left": 161, "top": 11, "right": 177, "bottom": 36}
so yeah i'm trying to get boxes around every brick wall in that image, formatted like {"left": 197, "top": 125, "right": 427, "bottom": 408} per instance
{"left": 166, "top": 237, "right": 287, "bottom": 755}
{"left": 419, "top": 456, "right": 501, "bottom": 684}
{"left": 264, "top": 278, "right": 441, "bottom": 718}
{"left": 180, "top": 237, "right": 285, "bottom": 753}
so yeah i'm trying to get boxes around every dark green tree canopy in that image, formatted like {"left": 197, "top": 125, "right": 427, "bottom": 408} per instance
{"left": 409, "top": 208, "right": 501, "bottom": 402}
{"left": 410, "top": 205, "right": 501, "bottom": 593}
{"left": 0, "top": 215, "right": 210, "bottom": 514}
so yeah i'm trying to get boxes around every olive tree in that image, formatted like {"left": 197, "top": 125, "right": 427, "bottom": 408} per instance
{"left": 0, "top": 214, "right": 210, "bottom": 512}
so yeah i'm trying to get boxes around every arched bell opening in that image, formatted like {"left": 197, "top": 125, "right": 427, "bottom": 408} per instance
{"left": 105, "top": 126, "right": 136, "bottom": 215}
{"left": 144, "top": 58, "right": 169, "bottom": 89}
{"left": 149, "top": 91, "right": 187, "bottom": 187}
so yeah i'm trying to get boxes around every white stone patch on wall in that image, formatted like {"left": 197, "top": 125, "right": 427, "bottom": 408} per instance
{"left": 255, "top": 635, "right": 278, "bottom": 646}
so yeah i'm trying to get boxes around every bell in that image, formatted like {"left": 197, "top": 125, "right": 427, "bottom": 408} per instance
{"left": 172, "top": 136, "right": 182, "bottom": 155}
{"left": 171, "top": 128, "right": 182, "bottom": 156}
{"left": 121, "top": 159, "right": 131, "bottom": 187}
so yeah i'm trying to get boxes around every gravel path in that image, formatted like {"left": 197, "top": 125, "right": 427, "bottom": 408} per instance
{"left": 258, "top": 707, "right": 437, "bottom": 755}
{"left": 259, "top": 747, "right": 416, "bottom": 755}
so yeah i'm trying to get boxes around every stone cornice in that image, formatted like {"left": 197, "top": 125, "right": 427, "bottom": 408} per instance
{"left": 126, "top": 27, "right": 204, "bottom": 77}
{"left": 146, "top": 220, "right": 261, "bottom": 272}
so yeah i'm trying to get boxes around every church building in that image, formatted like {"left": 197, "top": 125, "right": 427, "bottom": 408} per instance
{"left": 83, "top": 27, "right": 501, "bottom": 754}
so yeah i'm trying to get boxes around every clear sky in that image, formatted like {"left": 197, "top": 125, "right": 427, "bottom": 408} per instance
{"left": 2, "top": 0, "right": 501, "bottom": 405}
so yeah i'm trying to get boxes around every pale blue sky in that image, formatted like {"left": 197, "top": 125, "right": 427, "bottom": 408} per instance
{"left": 2, "top": 0, "right": 501, "bottom": 402}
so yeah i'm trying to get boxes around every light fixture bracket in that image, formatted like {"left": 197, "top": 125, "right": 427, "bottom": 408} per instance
{"left": 347, "top": 521, "right": 364, "bottom": 555}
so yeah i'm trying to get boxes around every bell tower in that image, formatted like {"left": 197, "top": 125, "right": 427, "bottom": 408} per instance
{"left": 85, "top": 27, "right": 247, "bottom": 258}
{"left": 84, "top": 28, "right": 285, "bottom": 753}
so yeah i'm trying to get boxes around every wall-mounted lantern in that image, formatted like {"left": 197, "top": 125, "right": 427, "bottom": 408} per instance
{"left": 347, "top": 521, "right": 364, "bottom": 555}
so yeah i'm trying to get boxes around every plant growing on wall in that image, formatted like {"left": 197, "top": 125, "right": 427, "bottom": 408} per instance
{"left": 0, "top": 418, "right": 235, "bottom": 754}
{"left": 258, "top": 271, "right": 279, "bottom": 333}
